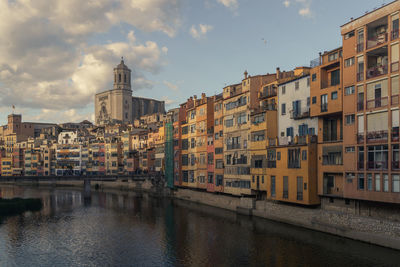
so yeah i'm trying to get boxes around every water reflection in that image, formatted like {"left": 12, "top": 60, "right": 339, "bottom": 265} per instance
{"left": 0, "top": 185, "right": 399, "bottom": 267}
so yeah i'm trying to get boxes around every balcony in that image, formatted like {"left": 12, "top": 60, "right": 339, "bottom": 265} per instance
{"left": 366, "top": 33, "right": 388, "bottom": 49}
{"left": 392, "top": 29, "right": 399, "bottom": 40}
{"left": 392, "top": 128, "right": 399, "bottom": 142}
{"left": 290, "top": 108, "right": 310, "bottom": 120}
{"left": 226, "top": 144, "right": 240, "bottom": 150}
{"left": 366, "top": 97, "right": 388, "bottom": 109}
{"left": 367, "top": 161, "right": 388, "bottom": 170}
{"left": 260, "top": 101, "right": 276, "bottom": 111}
{"left": 357, "top": 133, "right": 364, "bottom": 144}
{"left": 366, "top": 64, "right": 388, "bottom": 79}
{"left": 366, "top": 130, "right": 388, "bottom": 143}
{"left": 259, "top": 87, "right": 277, "bottom": 99}
{"left": 391, "top": 62, "right": 399, "bottom": 73}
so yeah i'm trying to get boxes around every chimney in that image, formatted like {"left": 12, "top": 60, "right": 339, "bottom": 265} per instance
{"left": 276, "top": 67, "right": 281, "bottom": 80}
{"left": 244, "top": 70, "right": 248, "bottom": 79}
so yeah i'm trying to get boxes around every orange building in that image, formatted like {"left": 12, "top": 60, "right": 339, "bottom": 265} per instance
{"left": 341, "top": 1, "right": 400, "bottom": 204}
{"left": 310, "top": 48, "right": 344, "bottom": 201}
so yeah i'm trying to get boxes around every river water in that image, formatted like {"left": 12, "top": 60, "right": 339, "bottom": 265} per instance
{"left": 0, "top": 185, "right": 399, "bottom": 267}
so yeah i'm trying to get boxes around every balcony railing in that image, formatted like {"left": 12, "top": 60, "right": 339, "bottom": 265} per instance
{"left": 366, "top": 96, "right": 388, "bottom": 109}
{"left": 226, "top": 144, "right": 240, "bottom": 150}
{"left": 391, "top": 62, "right": 399, "bottom": 73}
{"left": 366, "top": 65, "right": 388, "bottom": 79}
{"left": 366, "top": 33, "right": 388, "bottom": 49}
{"left": 290, "top": 108, "right": 310, "bottom": 120}
{"left": 357, "top": 133, "right": 364, "bottom": 144}
{"left": 297, "top": 192, "right": 303, "bottom": 201}
{"left": 392, "top": 95, "right": 399, "bottom": 105}
{"left": 392, "top": 29, "right": 399, "bottom": 40}
{"left": 267, "top": 161, "right": 276, "bottom": 168}
{"left": 321, "top": 103, "right": 328, "bottom": 113}
{"left": 259, "top": 88, "right": 277, "bottom": 99}
{"left": 367, "top": 161, "right": 388, "bottom": 170}
{"left": 357, "top": 101, "right": 364, "bottom": 111}
{"left": 366, "top": 130, "right": 388, "bottom": 143}
{"left": 260, "top": 102, "right": 276, "bottom": 111}
{"left": 297, "top": 135, "right": 307, "bottom": 145}
{"left": 392, "top": 129, "right": 399, "bottom": 142}
{"left": 357, "top": 43, "right": 364, "bottom": 53}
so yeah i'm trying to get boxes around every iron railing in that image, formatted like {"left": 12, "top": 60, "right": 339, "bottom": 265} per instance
{"left": 366, "top": 96, "right": 388, "bottom": 109}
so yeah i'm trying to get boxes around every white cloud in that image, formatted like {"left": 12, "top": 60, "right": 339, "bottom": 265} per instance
{"left": 283, "top": 0, "right": 313, "bottom": 18}
{"left": 217, "top": 0, "right": 238, "bottom": 10}
{"left": 190, "top": 24, "right": 214, "bottom": 39}
{"left": 161, "top": 96, "right": 177, "bottom": 107}
{"left": 0, "top": 0, "right": 177, "bottom": 123}
{"left": 163, "top": 81, "right": 179, "bottom": 92}
{"left": 299, "top": 7, "right": 311, "bottom": 17}
{"left": 283, "top": 0, "right": 290, "bottom": 8}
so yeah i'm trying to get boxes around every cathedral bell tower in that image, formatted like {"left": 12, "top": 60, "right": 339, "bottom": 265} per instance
{"left": 113, "top": 57, "right": 132, "bottom": 91}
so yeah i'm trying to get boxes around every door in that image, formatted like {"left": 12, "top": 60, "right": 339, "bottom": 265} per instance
{"left": 256, "top": 176, "right": 260, "bottom": 190}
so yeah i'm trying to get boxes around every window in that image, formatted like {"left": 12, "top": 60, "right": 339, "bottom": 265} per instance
{"left": 344, "top": 57, "right": 355, "bottom": 67}
{"left": 277, "top": 152, "right": 281, "bottom": 160}
{"left": 216, "top": 175, "right": 223, "bottom": 186}
{"left": 330, "top": 70, "right": 340, "bottom": 86}
{"left": 345, "top": 85, "right": 355, "bottom": 95}
{"left": 271, "top": 176, "right": 276, "bottom": 197}
{"left": 216, "top": 159, "right": 223, "bottom": 169}
{"left": 312, "top": 96, "right": 316, "bottom": 104}
{"left": 307, "top": 97, "right": 310, "bottom": 107}
{"left": 281, "top": 103, "right": 286, "bottom": 115}
{"left": 383, "top": 174, "right": 389, "bottom": 192}
{"left": 328, "top": 52, "right": 339, "bottom": 62}
{"left": 345, "top": 114, "right": 355, "bottom": 125}
{"left": 321, "top": 94, "right": 328, "bottom": 112}
{"left": 208, "top": 173, "right": 213, "bottom": 184}
{"left": 251, "top": 131, "right": 265, "bottom": 142}
{"left": 237, "top": 112, "right": 247, "bottom": 125}
{"left": 302, "top": 150, "right": 307, "bottom": 161}
{"left": 344, "top": 31, "right": 355, "bottom": 39}
{"left": 307, "top": 77, "right": 310, "bottom": 86}
{"left": 367, "top": 173, "right": 373, "bottom": 191}
{"left": 288, "top": 148, "right": 301, "bottom": 168}
{"left": 225, "top": 119, "right": 234, "bottom": 127}
{"left": 367, "top": 145, "right": 388, "bottom": 170}
{"left": 393, "top": 174, "right": 400, "bottom": 193}
{"left": 295, "top": 81, "right": 299, "bottom": 90}
{"left": 345, "top": 146, "right": 355, "bottom": 153}
{"left": 252, "top": 114, "right": 265, "bottom": 124}
{"left": 358, "top": 174, "right": 364, "bottom": 190}
{"left": 208, "top": 152, "right": 214, "bottom": 165}
{"left": 282, "top": 85, "right": 286, "bottom": 95}
{"left": 283, "top": 176, "right": 289, "bottom": 198}
{"left": 331, "top": 91, "right": 338, "bottom": 100}
{"left": 312, "top": 73, "right": 317, "bottom": 82}
{"left": 375, "top": 174, "right": 381, "bottom": 191}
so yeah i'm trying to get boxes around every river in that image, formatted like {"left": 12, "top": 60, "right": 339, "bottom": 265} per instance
{"left": 0, "top": 185, "right": 399, "bottom": 267}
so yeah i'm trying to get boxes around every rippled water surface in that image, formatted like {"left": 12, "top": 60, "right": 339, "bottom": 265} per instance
{"left": 0, "top": 185, "right": 399, "bottom": 267}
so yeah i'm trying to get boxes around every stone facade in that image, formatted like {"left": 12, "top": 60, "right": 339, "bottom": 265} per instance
{"left": 95, "top": 59, "right": 165, "bottom": 125}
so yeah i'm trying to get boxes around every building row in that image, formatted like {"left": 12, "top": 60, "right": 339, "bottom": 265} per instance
{"left": 1, "top": 2, "right": 400, "bottom": 210}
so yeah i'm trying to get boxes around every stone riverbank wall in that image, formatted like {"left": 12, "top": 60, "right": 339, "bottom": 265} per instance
{"left": 174, "top": 188, "right": 400, "bottom": 250}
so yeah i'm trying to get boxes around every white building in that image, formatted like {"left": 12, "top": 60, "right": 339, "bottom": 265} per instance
{"left": 277, "top": 74, "right": 318, "bottom": 145}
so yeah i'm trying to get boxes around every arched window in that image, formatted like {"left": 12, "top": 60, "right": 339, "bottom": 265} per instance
{"left": 114, "top": 74, "right": 116, "bottom": 83}
{"left": 119, "top": 74, "right": 121, "bottom": 82}
{"left": 124, "top": 74, "right": 127, "bottom": 83}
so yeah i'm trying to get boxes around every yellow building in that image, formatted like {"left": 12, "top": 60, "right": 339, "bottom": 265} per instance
{"left": 265, "top": 136, "right": 319, "bottom": 205}
{"left": 105, "top": 136, "right": 122, "bottom": 175}
{"left": 1, "top": 157, "right": 13, "bottom": 176}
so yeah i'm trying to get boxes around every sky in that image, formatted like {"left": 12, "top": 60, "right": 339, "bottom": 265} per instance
{"left": 0, "top": 0, "right": 387, "bottom": 125}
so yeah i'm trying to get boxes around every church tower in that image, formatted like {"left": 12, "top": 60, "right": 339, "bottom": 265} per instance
{"left": 113, "top": 57, "right": 132, "bottom": 91}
